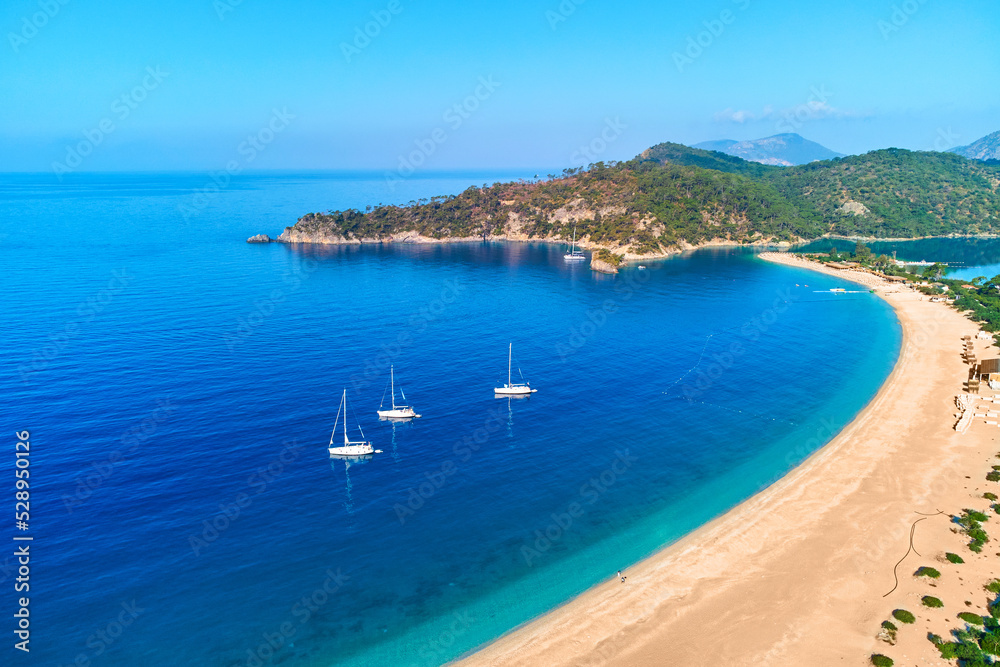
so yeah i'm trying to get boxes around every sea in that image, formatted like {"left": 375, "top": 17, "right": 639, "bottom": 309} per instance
{"left": 2, "top": 170, "right": 909, "bottom": 666}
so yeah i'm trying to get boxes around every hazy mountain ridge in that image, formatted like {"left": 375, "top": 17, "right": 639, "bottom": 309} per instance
{"left": 693, "top": 133, "right": 843, "bottom": 166}
{"left": 950, "top": 131, "right": 1000, "bottom": 161}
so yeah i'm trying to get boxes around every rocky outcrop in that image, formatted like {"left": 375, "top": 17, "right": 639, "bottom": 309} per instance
{"left": 274, "top": 227, "right": 489, "bottom": 245}
{"left": 839, "top": 201, "right": 869, "bottom": 216}
{"left": 276, "top": 227, "right": 352, "bottom": 244}
{"left": 590, "top": 256, "right": 619, "bottom": 274}
{"left": 247, "top": 234, "right": 272, "bottom": 243}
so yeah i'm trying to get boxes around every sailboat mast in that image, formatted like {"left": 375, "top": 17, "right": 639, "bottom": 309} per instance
{"left": 331, "top": 390, "right": 345, "bottom": 446}
{"left": 390, "top": 365, "right": 396, "bottom": 410}
{"left": 342, "top": 389, "right": 349, "bottom": 445}
{"left": 508, "top": 342, "right": 512, "bottom": 385}
{"left": 572, "top": 226, "right": 576, "bottom": 251}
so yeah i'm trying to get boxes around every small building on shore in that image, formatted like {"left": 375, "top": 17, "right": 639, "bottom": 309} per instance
{"left": 978, "top": 359, "right": 1000, "bottom": 388}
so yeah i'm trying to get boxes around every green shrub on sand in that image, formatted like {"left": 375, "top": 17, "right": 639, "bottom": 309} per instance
{"left": 958, "top": 611, "right": 985, "bottom": 625}
{"left": 893, "top": 609, "right": 916, "bottom": 624}
{"left": 968, "top": 510, "right": 990, "bottom": 522}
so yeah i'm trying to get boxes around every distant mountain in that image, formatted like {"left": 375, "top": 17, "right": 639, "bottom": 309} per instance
{"left": 949, "top": 130, "right": 1000, "bottom": 161}
{"left": 693, "top": 133, "right": 843, "bottom": 166}
{"left": 692, "top": 139, "right": 739, "bottom": 153}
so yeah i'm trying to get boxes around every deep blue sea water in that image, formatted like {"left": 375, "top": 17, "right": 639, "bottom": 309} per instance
{"left": 2, "top": 171, "right": 906, "bottom": 667}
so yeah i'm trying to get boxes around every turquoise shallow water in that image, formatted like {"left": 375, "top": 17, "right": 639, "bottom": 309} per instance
{"left": 1, "top": 172, "right": 901, "bottom": 666}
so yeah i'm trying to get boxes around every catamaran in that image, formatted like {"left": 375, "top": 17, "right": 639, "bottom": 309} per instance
{"left": 377, "top": 365, "right": 421, "bottom": 419}
{"left": 564, "top": 226, "right": 586, "bottom": 261}
{"left": 329, "top": 389, "right": 382, "bottom": 458}
{"left": 494, "top": 342, "right": 537, "bottom": 395}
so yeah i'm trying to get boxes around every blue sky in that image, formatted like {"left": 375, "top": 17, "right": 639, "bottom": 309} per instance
{"left": 1, "top": 0, "right": 997, "bottom": 172}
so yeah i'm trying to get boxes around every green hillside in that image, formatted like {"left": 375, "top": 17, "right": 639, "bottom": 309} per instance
{"left": 283, "top": 144, "right": 1000, "bottom": 253}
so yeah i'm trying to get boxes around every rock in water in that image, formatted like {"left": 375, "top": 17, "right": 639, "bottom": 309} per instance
{"left": 590, "top": 257, "right": 619, "bottom": 274}
{"left": 247, "top": 234, "right": 271, "bottom": 243}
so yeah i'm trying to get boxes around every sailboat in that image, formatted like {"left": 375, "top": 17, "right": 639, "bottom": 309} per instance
{"left": 494, "top": 342, "right": 537, "bottom": 395}
{"left": 564, "top": 226, "right": 586, "bottom": 261}
{"left": 377, "top": 365, "right": 421, "bottom": 419}
{"left": 329, "top": 389, "right": 382, "bottom": 458}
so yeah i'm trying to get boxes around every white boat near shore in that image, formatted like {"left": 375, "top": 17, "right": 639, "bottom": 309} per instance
{"left": 564, "top": 226, "right": 586, "bottom": 261}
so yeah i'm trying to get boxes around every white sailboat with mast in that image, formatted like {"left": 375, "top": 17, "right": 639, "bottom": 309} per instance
{"left": 564, "top": 225, "right": 586, "bottom": 261}
{"left": 494, "top": 342, "right": 537, "bottom": 395}
{"left": 329, "top": 389, "right": 382, "bottom": 458}
{"left": 377, "top": 365, "right": 421, "bottom": 419}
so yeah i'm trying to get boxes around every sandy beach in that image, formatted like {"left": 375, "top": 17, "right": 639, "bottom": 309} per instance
{"left": 458, "top": 252, "right": 1000, "bottom": 666}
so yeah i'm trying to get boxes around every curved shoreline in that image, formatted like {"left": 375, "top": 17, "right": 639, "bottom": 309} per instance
{"left": 271, "top": 233, "right": 795, "bottom": 263}
{"left": 456, "top": 252, "right": 995, "bottom": 665}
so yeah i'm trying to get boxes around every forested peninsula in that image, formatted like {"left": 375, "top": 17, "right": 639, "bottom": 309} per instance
{"left": 267, "top": 143, "right": 1000, "bottom": 264}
